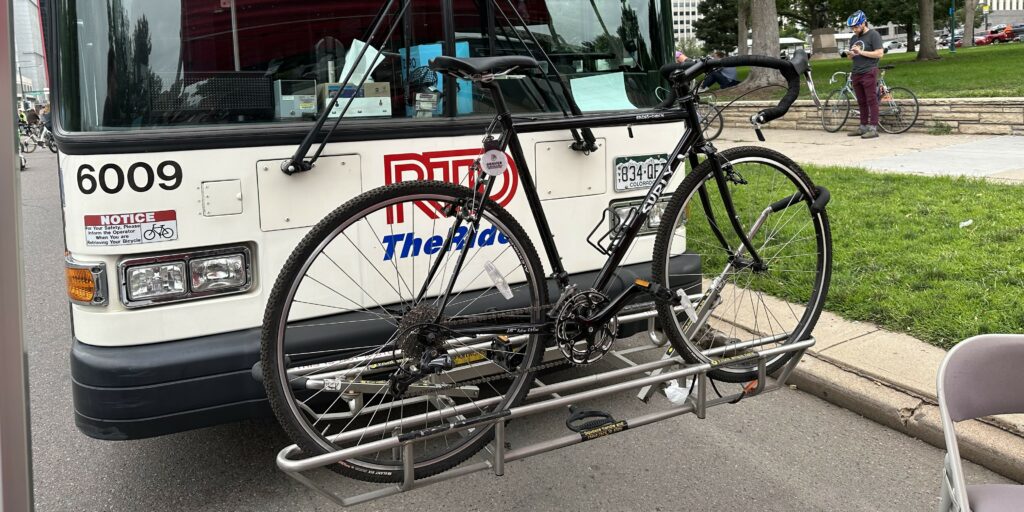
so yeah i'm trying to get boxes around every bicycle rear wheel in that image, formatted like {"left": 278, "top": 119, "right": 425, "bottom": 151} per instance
{"left": 262, "top": 180, "right": 547, "bottom": 483}
{"left": 820, "top": 89, "right": 851, "bottom": 132}
{"left": 652, "top": 146, "right": 831, "bottom": 382}
{"left": 878, "top": 86, "right": 919, "bottom": 134}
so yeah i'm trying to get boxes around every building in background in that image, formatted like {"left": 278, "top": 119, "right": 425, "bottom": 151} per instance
{"left": 671, "top": 0, "right": 702, "bottom": 45}
{"left": 14, "top": 0, "right": 47, "bottom": 107}
{"left": 983, "top": 0, "right": 1024, "bottom": 26}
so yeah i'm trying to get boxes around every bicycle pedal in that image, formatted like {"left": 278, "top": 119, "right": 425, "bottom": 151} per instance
{"left": 565, "top": 405, "right": 617, "bottom": 433}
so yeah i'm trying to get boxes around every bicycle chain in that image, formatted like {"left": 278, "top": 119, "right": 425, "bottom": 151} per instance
{"left": 432, "top": 300, "right": 668, "bottom": 391}
{"left": 401, "top": 304, "right": 581, "bottom": 393}
{"left": 442, "top": 304, "right": 550, "bottom": 326}
{"left": 426, "top": 356, "right": 573, "bottom": 393}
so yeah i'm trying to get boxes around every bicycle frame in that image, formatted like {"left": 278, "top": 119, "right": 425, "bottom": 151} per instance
{"left": 420, "top": 75, "right": 766, "bottom": 337}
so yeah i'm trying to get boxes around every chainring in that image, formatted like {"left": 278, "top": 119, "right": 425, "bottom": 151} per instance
{"left": 554, "top": 289, "right": 617, "bottom": 365}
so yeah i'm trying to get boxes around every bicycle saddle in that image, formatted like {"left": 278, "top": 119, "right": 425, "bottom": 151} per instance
{"left": 880, "top": 65, "right": 895, "bottom": 70}
{"left": 429, "top": 55, "right": 539, "bottom": 76}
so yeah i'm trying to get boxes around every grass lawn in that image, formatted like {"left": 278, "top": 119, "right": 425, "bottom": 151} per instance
{"left": 801, "top": 165, "right": 1024, "bottom": 349}
{"left": 726, "top": 43, "right": 1024, "bottom": 100}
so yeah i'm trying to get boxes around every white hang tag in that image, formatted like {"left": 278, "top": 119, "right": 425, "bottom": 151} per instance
{"left": 480, "top": 150, "right": 509, "bottom": 177}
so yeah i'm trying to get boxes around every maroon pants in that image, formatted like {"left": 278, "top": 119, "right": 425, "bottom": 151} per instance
{"left": 851, "top": 68, "right": 879, "bottom": 127}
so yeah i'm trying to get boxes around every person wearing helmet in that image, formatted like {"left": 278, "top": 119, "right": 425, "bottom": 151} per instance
{"left": 846, "top": 10, "right": 884, "bottom": 139}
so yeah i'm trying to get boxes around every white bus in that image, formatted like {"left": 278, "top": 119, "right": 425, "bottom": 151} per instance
{"left": 52, "top": 0, "right": 685, "bottom": 439}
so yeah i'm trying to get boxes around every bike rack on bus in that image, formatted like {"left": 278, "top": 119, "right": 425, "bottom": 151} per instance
{"left": 273, "top": 303, "right": 814, "bottom": 508}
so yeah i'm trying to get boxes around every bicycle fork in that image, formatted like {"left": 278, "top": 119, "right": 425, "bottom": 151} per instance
{"left": 677, "top": 146, "right": 770, "bottom": 342}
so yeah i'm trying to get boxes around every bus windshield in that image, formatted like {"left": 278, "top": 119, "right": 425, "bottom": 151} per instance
{"left": 55, "top": 0, "right": 671, "bottom": 133}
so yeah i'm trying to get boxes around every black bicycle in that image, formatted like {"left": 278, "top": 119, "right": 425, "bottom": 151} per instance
{"left": 142, "top": 224, "right": 175, "bottom": 241}
{"left": 262, "top": 53, "right": 832, "bottom": 483}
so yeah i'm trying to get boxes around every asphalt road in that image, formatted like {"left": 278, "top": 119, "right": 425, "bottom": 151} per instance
{"left": 18, "top": 151, "right": 1013, "bottom": 511}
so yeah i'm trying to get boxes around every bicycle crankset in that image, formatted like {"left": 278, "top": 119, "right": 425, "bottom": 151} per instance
{"left": 554, "top": 289, "right": 618, "bottom": 365}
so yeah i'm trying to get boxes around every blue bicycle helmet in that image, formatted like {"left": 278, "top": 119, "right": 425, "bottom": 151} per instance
{"left": 847, "top": 10, "right": 867, "bottom": 27}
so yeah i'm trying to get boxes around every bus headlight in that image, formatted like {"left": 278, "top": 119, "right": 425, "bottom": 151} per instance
{"left": 119, "top": 245, "right": 253, "bottom": 308}
{"left": 190, "top": 254, "right": 246, "bottom": 292}
{"left": 126, "top": 262, "right": 187, "bottom": 301}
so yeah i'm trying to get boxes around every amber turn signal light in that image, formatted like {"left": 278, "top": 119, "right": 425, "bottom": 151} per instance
{"left": 65, "top": 258, "right": 107, "bottom": 306}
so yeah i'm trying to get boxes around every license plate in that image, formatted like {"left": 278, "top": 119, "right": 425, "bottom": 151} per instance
{"left": 613, "top": 154, "right": 669, "bottom": 192}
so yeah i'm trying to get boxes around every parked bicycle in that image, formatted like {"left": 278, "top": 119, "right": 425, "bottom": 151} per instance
{"left": 261, "top": 50, "right": 832, "bottom": 483}
{"left": 40, "top": 125, "right": 58, "bottom": 153}
{"left": 19, "top": 123, "right": 57, "bottom": 153}
{"left": 656, "top": 88, "right": 723, "bottom": 141}
{"left": 142, "top": 224, "right": 175, "bottom": 241}
{"left": 820, "top": 65, "right": 919, "bottom": 134}
{"left": 695, "top": 91, "right": 724, "bottom": 141}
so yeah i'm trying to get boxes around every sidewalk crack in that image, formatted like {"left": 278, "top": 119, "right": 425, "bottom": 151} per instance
{"left": 898, "top": 400, "right": 926, "bottom": 426}
{"left": 816, "top": 328, "right": 882, "bottom": 354}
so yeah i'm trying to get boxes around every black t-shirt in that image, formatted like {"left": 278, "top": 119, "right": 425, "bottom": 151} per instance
{"left": 850, "top": 29, "right": 883, "bottom": 74}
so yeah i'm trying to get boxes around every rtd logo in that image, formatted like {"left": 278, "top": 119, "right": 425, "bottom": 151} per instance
{"left": 383, "top": 148, "right": 519, "bottom": 225}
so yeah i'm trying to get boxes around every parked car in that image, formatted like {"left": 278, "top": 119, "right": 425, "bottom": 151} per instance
{"left": 883, "top": 40, "right": 905, "bottom": 50}
{"left": 978, "top": 31, "right": 1014, "bottom": 44}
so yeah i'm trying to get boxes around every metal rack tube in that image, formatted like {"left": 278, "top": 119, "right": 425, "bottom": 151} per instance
{"left": 278, "top": 339, "right": 814, "bottom": 472}
{"left": 288, "top": 301, "right": 701, "bottom": 379}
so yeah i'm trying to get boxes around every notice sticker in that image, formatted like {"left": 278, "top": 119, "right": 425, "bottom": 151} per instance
{"left": 84, "top": 210, "right": 178, "bottom": 246}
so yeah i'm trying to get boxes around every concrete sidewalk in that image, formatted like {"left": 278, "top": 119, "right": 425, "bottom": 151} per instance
{"left": 715, "top": 127, "right": 1024, "bottom": 482}
{"left": 717, "top": 127, "right": 1024, "bottom": 184}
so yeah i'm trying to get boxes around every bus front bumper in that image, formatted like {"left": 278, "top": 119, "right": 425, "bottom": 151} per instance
{"left": 71, "top": 256, "right": 700, "bottom": 440}
{"left": 71, "top": 328, "right": 269, "bottom": 440}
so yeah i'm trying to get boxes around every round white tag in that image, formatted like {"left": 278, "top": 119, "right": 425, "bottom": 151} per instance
{"left": 480, "top": 150, "right": 509, "bottom": 177}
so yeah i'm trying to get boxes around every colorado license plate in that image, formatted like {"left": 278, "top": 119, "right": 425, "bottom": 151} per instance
{"left": 613, "top": 154, "right": 669, "bottom": 192}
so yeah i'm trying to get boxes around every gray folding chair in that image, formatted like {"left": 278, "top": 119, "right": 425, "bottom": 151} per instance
{"left": 938, "top": 334, "right": 1024, "bottom": 512}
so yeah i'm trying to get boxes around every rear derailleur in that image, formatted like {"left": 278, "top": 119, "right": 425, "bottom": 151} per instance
{"left": 389, "top": 345, "right": 453, "bottom": 397}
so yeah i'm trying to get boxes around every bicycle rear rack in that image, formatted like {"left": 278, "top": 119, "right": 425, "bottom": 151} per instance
{"left": 274, "top": 303, "right": 814, "bottom": 507}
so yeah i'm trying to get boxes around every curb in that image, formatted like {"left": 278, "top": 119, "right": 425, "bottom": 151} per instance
{"left": 788, "top": 353, "right": 1024, "bottom": 483}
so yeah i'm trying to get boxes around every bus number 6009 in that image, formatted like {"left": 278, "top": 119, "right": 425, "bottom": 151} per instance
{"left": 76, "top": 161, "right": 182, "bottom": 195}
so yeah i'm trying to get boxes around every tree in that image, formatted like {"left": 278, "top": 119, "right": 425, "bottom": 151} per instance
{"left": 963, "top": 0, "right": 981, "bottom": 47}
{"left": 676, "top": 35, "right": 704, "bottom": 57}
{"left": 917, "top": 0, "right": 940, "bottom": 60}
{"left": 692, "top": 0, "right": 739, "bottom": 53}
{"left": 738, "top": 0, "right": 783, "bottom": 90}
{"left": 737, "top": 0, "right": 750, "bottom": 55}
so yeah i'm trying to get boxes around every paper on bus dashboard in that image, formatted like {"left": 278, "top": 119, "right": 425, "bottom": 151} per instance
{"left": 84, "top": 210, "right": 178, "bottom": 246}
{"left": 570, "top": 72, "right": 637, "bottom": 112}
{"left": 340, "top": 39, "right": 384, "bottom": 85}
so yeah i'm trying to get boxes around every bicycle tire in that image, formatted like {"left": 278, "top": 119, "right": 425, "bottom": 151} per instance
{"left": 21, "top": 137, "right": 37, "bottom": 154}
{"left": 821, "top": 89, "right": 851, "bottom": 132}
{"left": 878, "top": 86, "right": 919, "bottom": 134}
{"left": 652, "top": 146, "right": 832, "bottom": 382}
{"left": 262, "top": 180, "right": 547, "bottom": 483}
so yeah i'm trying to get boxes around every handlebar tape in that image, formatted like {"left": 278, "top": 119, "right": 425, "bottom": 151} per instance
{"left": 659, "top": 55, "right": 800, "bottom": 124}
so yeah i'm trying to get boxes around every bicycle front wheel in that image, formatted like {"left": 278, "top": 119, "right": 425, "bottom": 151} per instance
{"left": 21, "top": 136, "right": 36, "bottom": 153}
{"left": 262, "top": 180, "right": 547, "bottom": 483}
{"left": 878, "top": 87, "right": 919, "bottom": 134}
{"left": 652, "top": 146, "right": 831, "bottom": 382}
{"left": 820, "top": 89, "right": 851, "bottom": 132}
